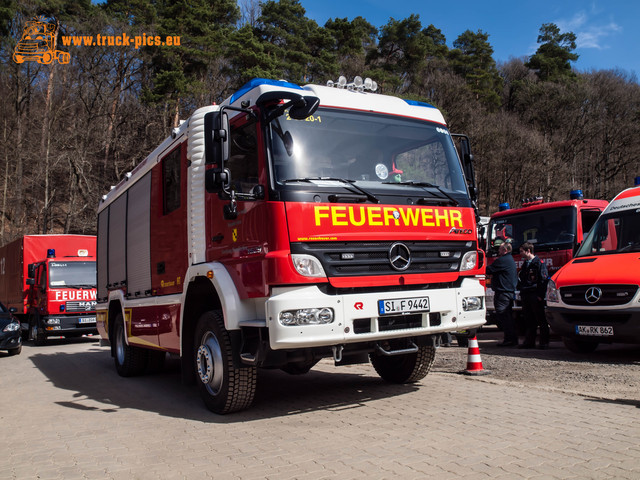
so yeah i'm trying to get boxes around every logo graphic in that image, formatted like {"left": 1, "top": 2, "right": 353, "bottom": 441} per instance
{"left": 388, "top": 242, "right": 411, "bottom": 271}
{"left": 354, "top": 302, "right": 363, "bottom": 310}
{"left": 13, "top": 16, "right": 70, "bottom": 65}
{"left": 585, "top": 286, "right": 602, "bottom": 304}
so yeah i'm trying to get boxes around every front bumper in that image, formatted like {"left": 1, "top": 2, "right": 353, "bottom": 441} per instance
{"left": 266, "top": 278, "right": 485, "bottom": 349}
{"left": 0, "top": 331, "right": 22, "bottom": 351}
{"left": 41, "top": 314, "right": 98, "bottom": 336}
{"left": 547, "top": 305, "right": 640, "bottom": 344}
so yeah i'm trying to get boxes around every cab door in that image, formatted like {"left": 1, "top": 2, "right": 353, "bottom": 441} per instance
{"left": 206, "top": 115, "right": 270, "bottom": 299}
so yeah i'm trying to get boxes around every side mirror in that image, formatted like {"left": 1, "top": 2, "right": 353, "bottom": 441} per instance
{"left": 288, "top": 95, "right": 320, "bottom": 120}
{"left": 27, "top": 263, "right": 35, "bottom": 278}
{"left": 26, "top": 278, "right": 35, "bottom": 286}
{"left": 204, "top": 110, "right": 230, "bottom": 169}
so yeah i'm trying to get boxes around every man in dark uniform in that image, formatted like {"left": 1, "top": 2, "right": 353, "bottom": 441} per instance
{"left": 487, "top": 242, "right": 518, "bottom": 346}
{"left": 518, "top": 242, "right": 550, "bottom": 349}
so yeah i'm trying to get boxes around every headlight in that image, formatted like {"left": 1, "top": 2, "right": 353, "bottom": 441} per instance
{"left": 460, "top": 251, "right": 477, "bottom": 271}
{"left": 462, "top": 296, "right": 483, "bottom": 311}
{"left": 547, "top": 279, "right": 559, "bottom": 303}
{"left": 3, "top": 322, "right": 20, "bottom": 332}
{"left": 279, "top": 308, "right": 334, "bottom": 326}
{"left": 291, "top": 254, "right": 326, "bottom": 277}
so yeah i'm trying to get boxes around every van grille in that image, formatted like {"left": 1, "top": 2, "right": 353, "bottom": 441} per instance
{"left": 560, "top": 285, "right": 638, "bottom": 306}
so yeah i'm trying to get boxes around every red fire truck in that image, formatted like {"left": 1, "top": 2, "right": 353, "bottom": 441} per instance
{"left": 96, "top": 77, "right": 486, "bottom": 413}
{"left": 0, "top": 235, "right": 97, "bottom": 345}
{"left": 547, "top": 185, "right": 640, "bottom": 352}
{"left": 484, "top": 191, "right": 608, "bottom": 317}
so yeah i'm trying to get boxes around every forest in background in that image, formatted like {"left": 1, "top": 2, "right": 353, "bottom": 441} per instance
{"left": 1, "top": 0, "right": 639, "bottom": 243}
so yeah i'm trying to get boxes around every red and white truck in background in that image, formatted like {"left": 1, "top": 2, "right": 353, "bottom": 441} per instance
{"left": 547, "top": 185, "right": 640, "bottom": 352}
{"left": 484, "top": 191, "right": 608, "bottom": 317}
{"left": 0, "top": 235, "right": 97, "bottom": 345}
{"left": 96, "top": 77, "right": 486, "bottom": 414}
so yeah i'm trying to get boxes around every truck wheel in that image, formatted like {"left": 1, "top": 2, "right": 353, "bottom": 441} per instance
{"left": 30, "top": 318, "right": 46, "bottom": 346}
{"left": 194, "top": 310, "right": 256, "bottom": 414}
{"left": 113, "top": 314, "right": 148, "bottom": 376}
{"left": 370, "top": 342, "right": 436, "bottom": 383}
{"left": 562, "top": 337, "right": 599, "bottom": 354}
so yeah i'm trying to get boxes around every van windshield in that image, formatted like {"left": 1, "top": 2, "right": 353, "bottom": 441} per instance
{"left": 268, "top": 107, "right": 467, "bottom": 196}
{"left": 576, "top": 209, "right": 640, "bottom": 256}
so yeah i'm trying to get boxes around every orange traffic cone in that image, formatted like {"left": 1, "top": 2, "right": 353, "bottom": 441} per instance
{"left": 461, "top": 336, "right": 490, "bottom": 375}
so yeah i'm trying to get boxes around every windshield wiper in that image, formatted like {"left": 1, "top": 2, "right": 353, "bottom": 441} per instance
{"left": 282, "top": 177, "right": 379, "bottom": 203}
{"left": 383, "top": 180, "right": 459, "bottom": 206}
{"left": 57, "top": 284, "right": 94, "bottom": 289}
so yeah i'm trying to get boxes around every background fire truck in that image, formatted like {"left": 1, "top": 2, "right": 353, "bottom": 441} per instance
{"left": 0, "top": 235, "right": 97, "bottom": 345}
{"left": 547, "top": 184, "right": 640, "bottom": 352}
{"left": 96, "top": 77, "right": 486, "bottom": 414}
{"left": 484, "top": 191, "right": 608, "bottom": 320}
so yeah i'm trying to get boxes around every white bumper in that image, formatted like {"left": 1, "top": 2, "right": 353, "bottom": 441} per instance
{"left": 265, "top": 278, "right": 485, "bottom": 349}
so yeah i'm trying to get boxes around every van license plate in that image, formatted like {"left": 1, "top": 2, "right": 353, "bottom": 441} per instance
{"left": 378, "top": 297, "right": 429, "bottom": 316}
{"left": 79, "top": 317, "right": 96, "bottom": 324}
{"left": 576, "top": 325, "right": 613, "bottom": 336}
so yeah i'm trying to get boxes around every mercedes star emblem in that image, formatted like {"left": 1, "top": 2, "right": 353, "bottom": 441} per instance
{"left": 389, "top": 243, "right": 411, "bottom": 271}
{"left": 585, "top": 286, "right": 602, "bottom": 304}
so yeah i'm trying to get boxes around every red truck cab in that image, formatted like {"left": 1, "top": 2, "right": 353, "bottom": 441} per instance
{"left": 485, "top": 191, "right": 608, "bottom": 315}
{"left": 0, "top": 235, "right": 97, "bottom": 345}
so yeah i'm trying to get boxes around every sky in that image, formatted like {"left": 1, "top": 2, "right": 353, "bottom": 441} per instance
{"left": 300, "top": 0, "right": 639, "bottom": 79}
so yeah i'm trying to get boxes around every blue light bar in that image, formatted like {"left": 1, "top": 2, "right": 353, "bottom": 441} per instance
{"left": 498, "top": 202, "right": 510, "bottom": 211}
{"left": 47, "top": 249, "right": 55, "bottom": 258}
{"left": 570, "top": 189, "right": 583, "bottom": 200}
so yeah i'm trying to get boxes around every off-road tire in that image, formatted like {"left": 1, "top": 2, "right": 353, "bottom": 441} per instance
{"left": 562, "top": 336, "right": 599, "bottom": 354}
{"left": 194, "top": 310, "right": 256, "bottom": 414}
{"left": 370, "top": 343, "right": 436, "bottom": 383}
{"left": 113, "top": 314, "right": 148, "bottom": 376}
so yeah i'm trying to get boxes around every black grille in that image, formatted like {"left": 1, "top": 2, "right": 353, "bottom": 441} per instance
{"left": 379, "top": 314, "right": 423, "bottom": 331}
{"left": 560, "top": 285, "right": 638, "bottom": 306}
{"left": 65, "top": 301, "right": 97, "bottom": 312}
{"left": 561, "top": 313, "right": 631, "bottom": 325}
{"left": 292, "top": 241, "right": 474, "bottom": 277}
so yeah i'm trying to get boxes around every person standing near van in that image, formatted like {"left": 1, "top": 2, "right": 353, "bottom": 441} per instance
{"left": 518, "top": 242, "right": 550, "bottom": 349}
{"left": 487, "top": 242, "right": 518, "bottom": 346}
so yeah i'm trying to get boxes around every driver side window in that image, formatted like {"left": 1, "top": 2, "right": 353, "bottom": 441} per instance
{"left": 227, "top": 120, "right": 259, "bottom": 194}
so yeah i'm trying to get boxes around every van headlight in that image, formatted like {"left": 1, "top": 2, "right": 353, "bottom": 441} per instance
{"left": 291, "top": 254, "right": 326, "bottom": 277}
{"left": 460, "top": 251, "right": 477, "bottom": 271}
{"left": 547, "top": 279, "right": 560, "bottom": 303}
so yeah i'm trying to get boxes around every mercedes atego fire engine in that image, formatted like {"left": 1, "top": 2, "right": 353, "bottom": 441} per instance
{"left": 96, "top": 77, "right": 486, "bottom": 413}
{"left": 547, "top": 184, "right": 640, "bottom": 352}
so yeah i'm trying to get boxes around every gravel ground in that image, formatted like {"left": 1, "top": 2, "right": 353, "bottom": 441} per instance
{"left": 432, "top": 325, "right": 640, "bottom": 404}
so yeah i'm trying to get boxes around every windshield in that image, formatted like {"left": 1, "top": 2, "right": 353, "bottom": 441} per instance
{"left": 268, "top": 107, "right": 467, "bottom": 197}
{"left": 488, "top": 207, "right": 577, "bottom": 255}
{"left": 576, "top": 208, "right": 640, "bottom": 257}
{"left": 49, "top": 261, "right": 96, "bottom": 287}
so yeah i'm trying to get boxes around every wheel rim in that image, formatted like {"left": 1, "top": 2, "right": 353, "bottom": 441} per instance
{"left": 196, "top": 332, "right": 224, "bottom": 395}
{"left": 115, "top": 323, "right": 125, "bottom": 365}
